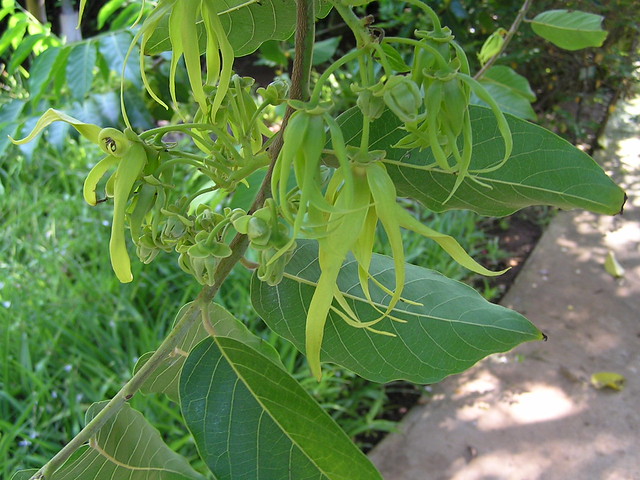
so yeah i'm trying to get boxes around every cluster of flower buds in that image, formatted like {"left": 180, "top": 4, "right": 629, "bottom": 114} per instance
{"left": 132, "top": 195, "right": 244, "bottom": 286}
{"left": 232, "top": 199, "right": 296, "bottom": 286}
{"left": 351, "top": 24, "right": 513, "bottom": 202}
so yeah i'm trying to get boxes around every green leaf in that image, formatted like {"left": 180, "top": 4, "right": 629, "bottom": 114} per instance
{"left": 0, "top": 98, "right": 26, "bottom": 156}
{"left": 604, "top": 251, "right": 625, "bottom": 278}
{"left": 134, "top": 302, "right": 282, "bottom": 401}
{"left": 336, "top": 106, "right": 625, "bottom": 216}
{"left": 25, "top": 402, "right": 205, "bottom": 480}
{"left": 110, "top": 2, "right": 144, "bottom": 29}
{"left": 28, "top": 46, "right": 62, "bottom": 101}
{"left": 97, "top": 0, "right": 126, "bottom": 29}
{"left": 480, "top": 65, "right": 536, "bottom": 101}
{"left": 66, "top": 41, "right": 97, "bottom": 100}
{"left": 312, "top": 36, "right": 341, "bottom": 65}
{"left": 6, "top": 32, "right": 45, "bottom": 73}
{"left": 181, "top": 336, "right": 383, "bottom": 480}
{"left": 257, "top": 40, "right": 290, "bottom": 67}
{"left": 378, "top": 43, "right": 411, "bottom": 73}
{"left": 98, "top": 31, "right": 141, "bottom": 87}
{"left": 530, "top": 9, "right": 607, "bottom": 51}
{"left": 145, "top": 0, "right": 298, "bottom": 57}
{"left": 314, "top": 0, "right": 333, "bottom": 18}
{"left": 590, "top": 371, "right": 625, "bottom": 391}
{"left": 220, "top": 0, "right": 296, "bottom": 56}
{"left": 11, "top": 470, "right": 38, "bottom": 480}
{"left": 0, "top": 15, "right": 27, "bottom": 57}
{"left": 251, "top": 240, "right": 543, "bottom": 384}
{"left": 474, "top": 66, "right": 536, "bottom": 120}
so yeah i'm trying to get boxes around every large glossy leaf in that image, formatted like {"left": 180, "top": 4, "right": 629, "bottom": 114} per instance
{"left": 66, "top": 41, "right": 97, "bottom": 100}
{"left": 336, "top": 106, "right": 625, "bottom": 216}
{"left": 181, "top": 336, "right": 382, "bottom": 480}
{"left": 530, "top": 9, "right": 607, "bottom": 51}
{"left": 134, "top": 301, "right": 281, "bottom": 402}
{"left": 145, "top": 0, "right": 297, "bottom": 57}
{"left": 12, "top": 403, "right": 205, "bottom": 480}
{"left": 251, "top": 240, "right": 543, "bottom": 384}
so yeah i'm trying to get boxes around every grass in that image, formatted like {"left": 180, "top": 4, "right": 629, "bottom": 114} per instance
{"left": 0, "top": 136, "right": 507, "bottom": 478}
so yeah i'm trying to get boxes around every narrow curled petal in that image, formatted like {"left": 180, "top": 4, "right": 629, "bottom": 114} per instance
{"left": 201, "top": 1, "right": 234, "bottom": 119}
{"left": 83, "top": 156, "right": 120, "bottom": 206}
{"left": 306, "top": 174, "right": 371, "bottom": 380}
{"left": 459, "top": 73, "right": 513, "bottom": 172}
{"left": 11, "top": 109, "right": 101, "bottom": 145}
{"left": 396, "top": 207, "right": 508, "bottom": 277}
{"left": 366, "top": 163, "right": 406, "bottom": 315}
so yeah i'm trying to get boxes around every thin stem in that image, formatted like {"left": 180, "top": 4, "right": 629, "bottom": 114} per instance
{"left": 360, "top": 115, "right": 371, "bottom": 152}
{"left": 383, "top": 36, "right": 449, "bottom": 70}
{"left": 474, "top": 0, "right": 533, "bottom": 79}
{"left": 401, "top": 0, "right": 442, "bottom": 32}
{"left": 330, "top": 1, "right": 369, "bottom": 47}
{"left": 138, "top": 123, "right": 215, "bottom": 140}
{"left": 309, "top": 48, "right": 365, "bottom": 105}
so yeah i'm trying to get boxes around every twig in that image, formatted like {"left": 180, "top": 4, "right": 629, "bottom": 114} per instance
{"left": 474, "top": 0, "right": 533, "bottom": 80}
{"left": 30, "top": 1, "right": 316, "bottom": 478}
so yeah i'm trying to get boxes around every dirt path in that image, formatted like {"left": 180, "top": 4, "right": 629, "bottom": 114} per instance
{"left": 369, "top": 96, "right": 640, "bottom": 480}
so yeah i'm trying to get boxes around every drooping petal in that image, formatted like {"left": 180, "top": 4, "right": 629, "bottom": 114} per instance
{"left": 83, "top": 155, "right": 120, "bottom": 206}
{"left": 396, "top": 207, "right": 508, "bottom": 277}
{"left": 109, "top": 143, "right": 147, "bottom": 283}
{"left": 11, "top": 109, "right": 101, "bottom": 146}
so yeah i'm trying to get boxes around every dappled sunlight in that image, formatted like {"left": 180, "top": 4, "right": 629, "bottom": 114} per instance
{"left": 450, "top": 376, "right": 582, "bottom": 431}
{"left": 449, "top": 449, "right": 552, "bottom": 480}
{"left": 503, "top": 383, "right": 578, "bottom": 425}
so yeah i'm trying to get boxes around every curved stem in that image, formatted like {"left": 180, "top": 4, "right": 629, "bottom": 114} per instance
{"left": 383, "top": 36, "right": 449, "bottom": 70}
{"left": 309, "top": 48, "right": 366, "bottom": 105}
{"left": 474, "top": 0, "right": 533, "bottom": 79}
{"left": 401, "top": 0, "right": 442, "bottom": 32}
{"left": 330, "top": 1, "right": 369, "bottom": 47}
{"left": 139, "top": 123, "right": 217, "bottom": 140}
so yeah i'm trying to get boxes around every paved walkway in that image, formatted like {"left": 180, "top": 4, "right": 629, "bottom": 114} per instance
{"left": 369, "top": 95, "right": 640, "bottom": 480}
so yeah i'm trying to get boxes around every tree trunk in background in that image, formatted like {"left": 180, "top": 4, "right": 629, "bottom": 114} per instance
{"left": 59, "top": 0, "right": 82, "bottom": 43}
{"left": 25, "top": 0, "right": 46, "bottom": 24}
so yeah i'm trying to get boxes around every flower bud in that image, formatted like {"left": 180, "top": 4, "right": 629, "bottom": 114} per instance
{"left": 257, "top": 78, "right": 290, "bottom": 105}
{"left": 247, "top": 216, "right": 271, "bottom": 247}
{"left": 381, "top": 76, "right": 423, "bottom": 123}
{"left": 478, "top": 28, "right": 507, "bottom": 66}
{"left": 356, "top": 88, "right": 385, "bottom": 120}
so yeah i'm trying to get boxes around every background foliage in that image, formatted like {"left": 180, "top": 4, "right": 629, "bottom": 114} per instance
{"left": 1, "top": 0, "right": 637, "bottom": 477}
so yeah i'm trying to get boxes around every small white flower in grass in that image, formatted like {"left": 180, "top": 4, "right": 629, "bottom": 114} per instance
{"left": 2, "top": 301, "right": 10, "bottom": 308}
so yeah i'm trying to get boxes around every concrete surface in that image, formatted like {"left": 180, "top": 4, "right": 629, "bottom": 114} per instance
{"left": 369, "top": 96, "right": 640, "bottom": 480}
